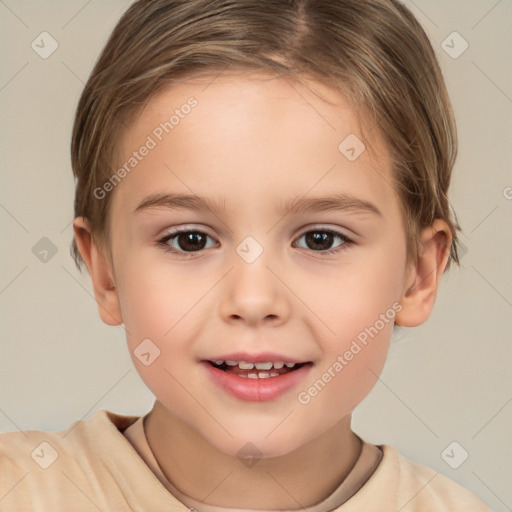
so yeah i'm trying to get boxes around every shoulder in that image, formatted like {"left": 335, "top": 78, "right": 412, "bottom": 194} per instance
{"left": 340, "top": 443, "right": 491, "bottom": 511}
{"left": 383, "top": 445, "right": 490, "bottom": 510}
{"left": 0, "top": 409, "right": 138, "bottom": 467}
{"left": 0, "top": 409, "right": 141, "bottom": 511}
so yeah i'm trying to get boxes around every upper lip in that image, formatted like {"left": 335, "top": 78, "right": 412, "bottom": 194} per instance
{"left": 203, "top": 352, "right": 309, "bottom": 364}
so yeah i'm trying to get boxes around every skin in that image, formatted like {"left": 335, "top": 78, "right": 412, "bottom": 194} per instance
{"left": 73, "top": 71, "right": 451, "bottom": 509}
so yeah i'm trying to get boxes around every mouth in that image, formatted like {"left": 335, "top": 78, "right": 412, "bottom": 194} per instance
{"left": 206, "top": 360, "right": 308, "bottom": 379}
{"left": 202, "top": 357, "right": 313, "bottom": 402}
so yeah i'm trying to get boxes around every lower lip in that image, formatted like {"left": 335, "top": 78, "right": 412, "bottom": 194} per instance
{"left": 201, "top": 362, "right": 312, "bottom": 402}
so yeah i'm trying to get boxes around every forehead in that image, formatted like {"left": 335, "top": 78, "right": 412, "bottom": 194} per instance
{"left": 130, "top": 71, "right": 372, "bottom": 142}
{"left": 110, "top": 71, "right": 396, "bottom": 217}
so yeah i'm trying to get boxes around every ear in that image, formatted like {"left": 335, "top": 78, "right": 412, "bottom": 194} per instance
{"left": 395, "top": 219, "right": 452, "bottom": 327}
{"left": 72, "top": 217, "right": 123, "bottom": 326}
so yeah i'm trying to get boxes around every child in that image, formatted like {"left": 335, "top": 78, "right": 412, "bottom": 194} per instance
{"left": 0, "top": 0, "right": 492, "bottom": 510}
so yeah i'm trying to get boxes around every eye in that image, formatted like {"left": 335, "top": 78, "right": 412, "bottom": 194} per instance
{"left": 157, "top": 226, "right": 353, "bottom": 257}
{"left": 157, "top": 228, "right": 217, "bottom": 256}
{"left": 294, "top": 228, "right": 353, "bottom": 255}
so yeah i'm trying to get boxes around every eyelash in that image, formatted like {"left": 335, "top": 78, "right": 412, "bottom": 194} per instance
{"left": 156, "top": 227, "right": 354, "bottom": 258}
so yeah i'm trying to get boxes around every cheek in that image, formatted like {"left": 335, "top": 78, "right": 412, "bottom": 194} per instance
{"left": 115, "top": 257, "right": 203, "bottom": 386}
{"left": 116, "top": 253, "right": 185, "bottom": 337}
{"left": 295, "top": 322, "right": 393, "bottom": 432}
{"left": 315, "top": 251, "right": 405, "bottom": 345}
{"left": 298, "top": 247, "right": 404, "bottom": 413}
{"left": 307, "top": 322, "right": 392, "bottom": 397}
{"left": 335, "top": 320, "right": 392, "bottom": 400}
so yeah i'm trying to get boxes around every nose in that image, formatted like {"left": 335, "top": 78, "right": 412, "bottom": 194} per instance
{"left": 219, "top": 250, "right": 290, "bottom": 327}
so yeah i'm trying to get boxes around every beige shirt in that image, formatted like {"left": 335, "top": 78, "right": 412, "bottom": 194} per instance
{"left": 0, "top": 409, "right": 491, "bottom": 511}
{"left": 122, "top": 414, "right": 383, "bottom": 511}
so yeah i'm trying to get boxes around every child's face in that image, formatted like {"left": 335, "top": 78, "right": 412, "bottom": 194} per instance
{"left": 105, "top": 72, "right": 412, "bottom": 457}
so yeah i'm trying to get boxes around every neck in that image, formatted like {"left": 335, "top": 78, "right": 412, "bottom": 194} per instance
{"left": 144, "top": 400, "right": 362, "bottom": 509}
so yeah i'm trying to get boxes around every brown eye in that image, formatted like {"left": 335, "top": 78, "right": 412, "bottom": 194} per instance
{"left": 295, "top": 229, "right": 351, "bottom": 254}
{"left": 159, "top": 229, "right": 217, "bottom": 254}
{"left": 174, "top": 232, "right": 207, "bottom": 252}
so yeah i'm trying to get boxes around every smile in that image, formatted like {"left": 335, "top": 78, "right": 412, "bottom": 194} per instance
{"left": 208, "top": 360, "right": 305, "bottom": 379}
{"left": 202, "top": 359, "right": 312, "bottom": 402}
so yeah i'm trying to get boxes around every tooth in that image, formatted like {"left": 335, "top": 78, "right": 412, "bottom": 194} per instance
{"left": 239, "top": 361, "right": 254, "bottom": 369}
{"left": 273, "top": 362, "right": 284, "bottom": 369}
{"left": 225, "top": 360, "right": 238, "bottom": 366}
{"left": 270, "top": 372, "right": 279, "bottom": 377}
{"left": 247, "top": 373, "right": 258, "bottom": 379}
{"left": 285, "top": 362, "right": 296, "bottom": 368}
{"left": 254, "top": 362, "right": 273, "bottom": 370}
{"left": 238, "top": 374, "right": 247, "bottom": 378}
{"left": 215, "top": 360, "right": 224, "bottom": 365}
{"left": 258, "top": 372, "right": 271, "bottom": 378}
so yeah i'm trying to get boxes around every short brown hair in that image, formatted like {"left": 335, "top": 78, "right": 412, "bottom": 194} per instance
{"left": 70, "top": 0, "right": 460, "bottom": 272}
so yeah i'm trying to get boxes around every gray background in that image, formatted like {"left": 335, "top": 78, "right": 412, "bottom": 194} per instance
{"left": 0, "top": 0, "right": 510, "bottom": 510}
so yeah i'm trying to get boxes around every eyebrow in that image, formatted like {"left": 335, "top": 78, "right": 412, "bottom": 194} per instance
{"left": 133, "top": 192, "right": 382, "bottom": 218}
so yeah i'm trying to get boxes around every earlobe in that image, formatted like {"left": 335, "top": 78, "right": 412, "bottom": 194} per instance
{"left": 72, "top": 217, "right": 123, "bottom": 326}
{"left": 395, "top": 220, "right": 452, "bottom": 327}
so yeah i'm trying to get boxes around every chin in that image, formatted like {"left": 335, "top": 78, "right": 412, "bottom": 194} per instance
{"left": 199, "top": 421, "right": 317, "bottom": 461}
{"left": 216, "top": 437, "right": 301, "bottom": 460}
